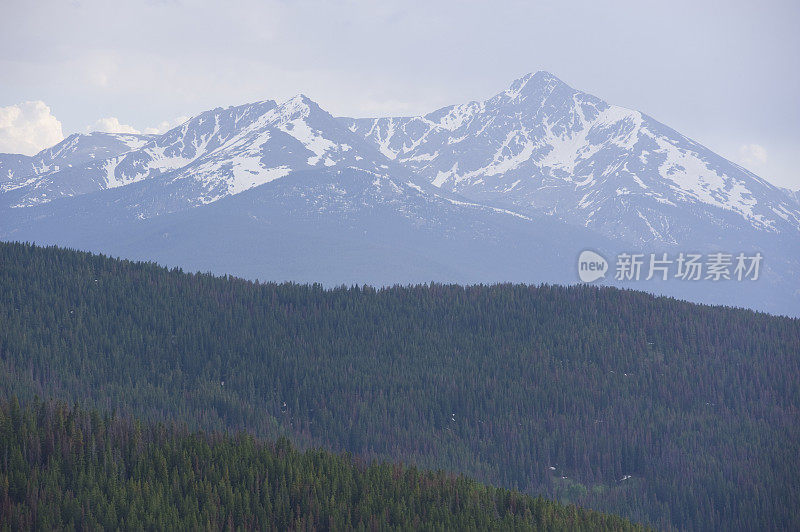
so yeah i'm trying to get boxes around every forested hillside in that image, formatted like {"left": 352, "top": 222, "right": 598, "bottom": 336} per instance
{"left": 0, "top": 399, "right": 644, "bottom": 530}
{"left": 1, "top": 242, "right": 798, "bottom": 530}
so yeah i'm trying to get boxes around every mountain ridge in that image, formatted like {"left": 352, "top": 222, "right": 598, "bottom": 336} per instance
{"left": 4, "top": 71, "right": 798, "bottom": 242}
{"left": 344, "top": 71, "right": 800, "bottom": 245}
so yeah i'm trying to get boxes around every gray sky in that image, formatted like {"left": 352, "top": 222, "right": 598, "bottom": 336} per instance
{"left": 1, "top": 0, "right": 798, "bottom": 189}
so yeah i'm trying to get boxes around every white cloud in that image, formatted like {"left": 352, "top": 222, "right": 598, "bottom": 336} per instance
{"left": 87, "top": 117, "right": 141, "bottom": 134}
{"left": 737, "top": 144, "right": 768, "bottom": 167}
{"left": 0, "top": 101, "right": 64, "bottom": 156}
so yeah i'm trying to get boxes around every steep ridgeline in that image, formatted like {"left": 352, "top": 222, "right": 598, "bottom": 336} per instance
{"left": 0, "top": 399, "right": 646, "bottom": 531}
{"left": 1, "top": 242, "right": 798, "bottom": 530}
{"left": 344, "top": 71, "right": 800, "bottom": 246}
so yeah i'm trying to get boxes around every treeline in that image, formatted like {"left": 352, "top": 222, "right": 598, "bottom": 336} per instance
{"left": 0, "top": 398, "right": 645, "bottom": 530}
{"left": 0, "top": 241, "right": 798, "bottom": 530}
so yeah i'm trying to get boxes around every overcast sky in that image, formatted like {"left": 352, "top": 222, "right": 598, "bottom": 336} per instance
{"left": 1, "top": 0, "right": 798, "bottom": 188}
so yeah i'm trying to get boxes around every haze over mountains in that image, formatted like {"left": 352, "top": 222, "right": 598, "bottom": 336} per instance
{"left": 2, "top": 72, "right": 799, "bottom": 316}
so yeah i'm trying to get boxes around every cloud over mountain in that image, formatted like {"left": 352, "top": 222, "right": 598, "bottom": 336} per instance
{"left": 0, "top": 101, "right": 64, "bottom": 156}
{"left": 87, "top": 116, "right": 141, "bottom": 135}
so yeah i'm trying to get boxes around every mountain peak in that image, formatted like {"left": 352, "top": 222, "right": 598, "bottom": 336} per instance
{"left": 37, "top": 130, "right": 150, "bottom": 163}
{"left": 284, "top": 93, "right": 317, "bottom": 107}
{"left": 522, "top": 70, "right": 561, "bottom": 83}
{"left": 502, "top": 70, "right": 566, "bottom": 101}
{"left": 277, "top": 94, "right": 326, "bottom": 119}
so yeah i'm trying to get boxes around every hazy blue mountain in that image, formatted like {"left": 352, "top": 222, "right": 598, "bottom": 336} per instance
{"left": 1, "top": 74, "right": 798, "bottom": 316}
{"left": 1, "top": 166, "right": 621, "bottom": 285}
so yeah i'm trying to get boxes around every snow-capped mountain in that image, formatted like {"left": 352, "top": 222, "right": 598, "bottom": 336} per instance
{"left": 344, "top": 71, "right": 800, "bottom": 246}
{"left": 1, "top": 95, "right": 404, "bottom": 216}
{"left": 1, "top": 72, "right": 799, "bottom": 316}
{"left": 8, "top": 73, "right": 798, "bottom": 242}
{"left": 1, "top": 132, "right": 152, "bottom": 200}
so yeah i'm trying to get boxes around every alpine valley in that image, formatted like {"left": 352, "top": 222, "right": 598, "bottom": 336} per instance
{"left": 2, "top": 72, "right": 799, "bottom": 316}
